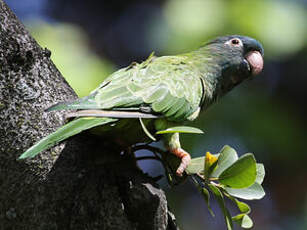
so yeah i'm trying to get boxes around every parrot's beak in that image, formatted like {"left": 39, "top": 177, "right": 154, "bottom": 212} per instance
{"left": 245, "top": 51, "right": 263, "bottom": 76}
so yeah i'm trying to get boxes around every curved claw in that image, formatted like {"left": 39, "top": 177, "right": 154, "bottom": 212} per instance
{"left": 169, "top": 148, "right": 191, "bottom": 176}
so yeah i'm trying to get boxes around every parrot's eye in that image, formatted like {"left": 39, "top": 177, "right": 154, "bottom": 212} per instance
{"left": 231, "top": 39, "right": 240, "bottom": 45}
{"left": 225, "top": 38, "right": 243, "bottom": 47}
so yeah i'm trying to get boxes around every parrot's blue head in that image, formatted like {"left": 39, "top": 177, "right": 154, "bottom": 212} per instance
{"left": 203, "top": 35, "right": 264, "bottom": 96}
{"left": 209, "top": 35, "right": 264, "bottom": 59}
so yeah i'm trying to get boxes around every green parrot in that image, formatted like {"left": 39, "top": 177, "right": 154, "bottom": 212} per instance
{"left": 19, "top": 35, "right": 264, "bottom": 176}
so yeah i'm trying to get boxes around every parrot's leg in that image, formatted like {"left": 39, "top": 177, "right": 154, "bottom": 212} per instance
{"left": 169, "top": 147, "right": 191, "bottom": 176}
{"left": 166, "top": 132, "right": 191, "bottom": 176}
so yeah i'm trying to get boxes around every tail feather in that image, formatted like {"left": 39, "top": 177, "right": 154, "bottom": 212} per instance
{"left": 18, "top": 117, "right": 117, "bottom": 159}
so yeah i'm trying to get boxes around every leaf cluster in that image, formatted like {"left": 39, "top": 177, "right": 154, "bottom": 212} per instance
{"left": 136, "top": 126, "right": 265, "bottom": 229}
{"left": 186, "top": 145, "right": 265, "bottom": 229}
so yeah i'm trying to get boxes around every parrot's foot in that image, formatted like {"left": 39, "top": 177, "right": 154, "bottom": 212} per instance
{"left": 169, "top": 147, "right": 191, "bottom": 176}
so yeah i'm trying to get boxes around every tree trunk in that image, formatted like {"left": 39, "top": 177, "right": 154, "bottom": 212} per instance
{"left": 0, "top": 1, "right": 178, "bottom": 229}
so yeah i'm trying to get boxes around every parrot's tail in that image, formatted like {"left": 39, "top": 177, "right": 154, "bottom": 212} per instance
{"left": 18, "top": 117, "right": 117, "bottom": 159}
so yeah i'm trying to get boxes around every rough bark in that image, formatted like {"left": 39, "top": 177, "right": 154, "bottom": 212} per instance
{"left": 0, "top": 1, "right": 178, "bottom": 229}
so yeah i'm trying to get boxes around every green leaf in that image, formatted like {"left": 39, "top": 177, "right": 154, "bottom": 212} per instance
{"left": 209, "top": 184, "right": 233, "bottom": 230}
{"left": 211, "top": 145, "right": 238, "bottom": 178}
{"left": 201, "top": 187, "right": 215, "bottom": 217}
{"left": 235, "top": 200, "right": 250, "bottom": 214}
{"left": 218, "top": 153, "right": 257, "bottom": 188}
{"left": 224, "top": 182, "right": 265, "bottom": 200}
{"left": 256, "top": 163, "right": 265, "bottom": 184}
{"left": 241, "top": 215, "right": 253, "bottom": 229}
{"left": 18, "top": 117, "right": 117, "bottom": 159}
{"left": 226, "top": 194, "right": 251, "bottom": 214}
{"left": 232, "top": 213, "right": 244, "bottom": 222}
{"left": 185, "top": 156, "right": 205, "bottom": 174}
{"left": 156, "top": 126, "right": 204, "bottom": 135}
{"left": 233, "top": 214, "right": 253, "bottom": 229}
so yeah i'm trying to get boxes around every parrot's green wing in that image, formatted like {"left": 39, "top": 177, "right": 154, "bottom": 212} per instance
{"left": 18, "top": 117, "right": 117, "bottom": 159}
{"left": 48, "top": 55, "right": 205, "bottom": 122}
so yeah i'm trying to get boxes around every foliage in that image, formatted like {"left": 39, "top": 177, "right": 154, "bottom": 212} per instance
{"left": 156, "top": 126, "right": 204, "bottom": 135}
{"left": 186, "top": 145, "right": 265, "bottom": 229}
{"left": 133, "top": 142, "right": 265, "bottom": 229}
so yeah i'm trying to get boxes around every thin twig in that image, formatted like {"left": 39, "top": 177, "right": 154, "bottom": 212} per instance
{"left": 132, "top": 144, "right": 175, "bottom": 184}
{"left": 132, "top": 144, "right": 168, "bottom": 156}
{"left": 135, "top": 156, "right": 162, "bottom": 162}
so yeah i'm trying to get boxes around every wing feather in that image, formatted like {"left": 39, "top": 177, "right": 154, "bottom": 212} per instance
{"left": 48, "top": 54, "right": 204, "bottom": 122}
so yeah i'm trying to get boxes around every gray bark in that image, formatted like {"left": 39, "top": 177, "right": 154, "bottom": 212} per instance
{"left": 0, "top": 1, "right": 178, "bottom": 229}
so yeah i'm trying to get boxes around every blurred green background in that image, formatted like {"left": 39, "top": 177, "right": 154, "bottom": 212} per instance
{"left": 7, "top": 0, "right": 307, "bottom": 229}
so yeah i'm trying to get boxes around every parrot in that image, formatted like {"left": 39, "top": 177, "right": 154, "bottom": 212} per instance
{"left": 19, "top": 35, "right": 264, "bottom": 176}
